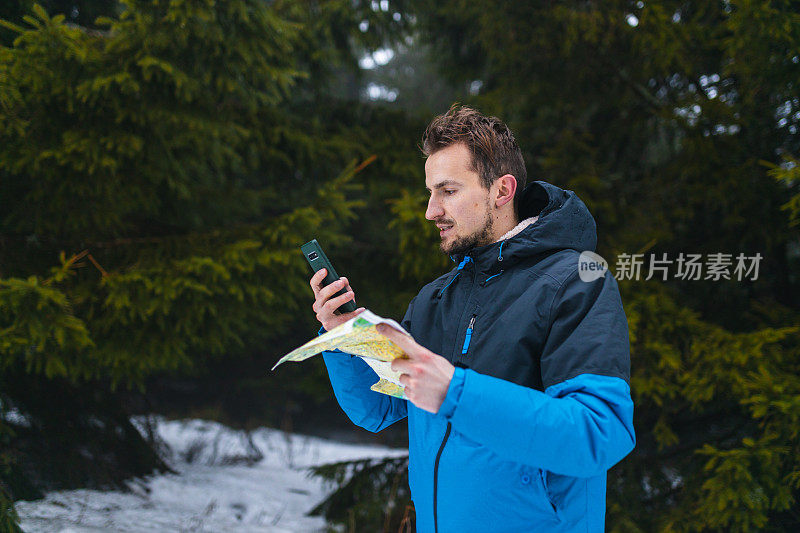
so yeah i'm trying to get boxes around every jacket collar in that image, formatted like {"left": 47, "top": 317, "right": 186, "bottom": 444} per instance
{"left": 497, "top": 216, "right": 539, "bottom": 242}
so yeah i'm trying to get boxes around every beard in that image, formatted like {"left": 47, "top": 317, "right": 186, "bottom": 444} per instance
{"left": 439, "top": 202, "right": 494, "bottom": 256}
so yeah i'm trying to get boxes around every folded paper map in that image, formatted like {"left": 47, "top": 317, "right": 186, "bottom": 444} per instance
{"left": 271, "top": 310, "right": 409, "bottom": 399}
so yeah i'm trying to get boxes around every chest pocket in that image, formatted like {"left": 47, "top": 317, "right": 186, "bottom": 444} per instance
{"left": 451, "top": 303, "right": 481, "bottom": 364}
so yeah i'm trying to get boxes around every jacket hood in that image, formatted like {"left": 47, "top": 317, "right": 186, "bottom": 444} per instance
{"left": 453, "top": 180, "right": 597, "bottom": 271}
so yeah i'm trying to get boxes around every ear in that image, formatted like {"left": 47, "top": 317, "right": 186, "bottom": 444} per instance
{"left": 493, "top": 174, "right": 517, "bottom": 208}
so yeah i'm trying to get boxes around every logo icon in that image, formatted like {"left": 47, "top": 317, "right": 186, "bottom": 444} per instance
{"left": 578, "top": 251, "right": 608, "bottom": 282}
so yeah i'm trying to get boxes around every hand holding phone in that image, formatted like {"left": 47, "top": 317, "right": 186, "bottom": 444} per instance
{"left": 303, "top": 239, "right": 364, "bottom": 331}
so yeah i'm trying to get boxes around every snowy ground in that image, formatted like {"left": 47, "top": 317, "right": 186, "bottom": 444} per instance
{"left": 14, "top": 416, "right": 408, "bottom": 532}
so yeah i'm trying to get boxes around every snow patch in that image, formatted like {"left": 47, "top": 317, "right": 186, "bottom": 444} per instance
{"left": 16, "top": 416, "right": 408, "bottom": 532}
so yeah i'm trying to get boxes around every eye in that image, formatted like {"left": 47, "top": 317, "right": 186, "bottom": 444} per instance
{"left": 444, "top": 189, "right": 456, "bottom": 195}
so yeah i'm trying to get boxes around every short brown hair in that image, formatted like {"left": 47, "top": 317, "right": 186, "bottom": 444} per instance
{"left": 421, "top": 104, "right": 527, "bottom": 215}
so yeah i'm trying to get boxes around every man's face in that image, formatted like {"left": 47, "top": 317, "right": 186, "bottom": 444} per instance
{"left": 425, "top": 143, "right": 495, "bottom": 256}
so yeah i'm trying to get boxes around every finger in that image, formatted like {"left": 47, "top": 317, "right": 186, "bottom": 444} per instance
{"left": 341, "top": 277, "right": 356, "bottom": 301}
{"left": 323, "top": 288, "right": 356, "bottom": 313}
{"left": 391, "top": 358, "right": 412, "bottom": 374}
{"left": 377, "top": 324, "right": 417, "bottom": 355}
{"left": 319, "top": 277, "right": 348, "bottom": 301}
{"left": 310, "top": 268, "right": 327, "bottom": 295}
{"left": 342, "top": 307, "right": 366, "bottom": 320}
{"left": 377, "top": 323, "right": 413, "bottom": 341}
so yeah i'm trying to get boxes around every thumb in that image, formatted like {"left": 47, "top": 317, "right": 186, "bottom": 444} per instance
{"left": 376, "top": 323, "right": 415, "bottom": 354}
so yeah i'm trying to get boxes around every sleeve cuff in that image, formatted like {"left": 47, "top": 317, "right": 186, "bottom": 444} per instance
{"left": 437, "top": 366, "right": 466, "bottom": 418}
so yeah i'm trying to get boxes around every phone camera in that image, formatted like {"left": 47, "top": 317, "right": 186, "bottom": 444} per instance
{"left": 308, "top": 252, "right": 318, "bottom": 260}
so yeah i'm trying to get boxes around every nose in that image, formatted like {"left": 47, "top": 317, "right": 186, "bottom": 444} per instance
{"left": 425, "top": 194, "right": 444, "bottom": 221}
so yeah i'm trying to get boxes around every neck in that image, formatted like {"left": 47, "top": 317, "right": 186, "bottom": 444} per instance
{"left": 490, "top": 209, "right": 519, "bottom": 242}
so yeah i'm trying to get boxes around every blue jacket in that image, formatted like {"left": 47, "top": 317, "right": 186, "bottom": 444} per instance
{"left": 322, "top": 181, "right": 635, "bottom": 532}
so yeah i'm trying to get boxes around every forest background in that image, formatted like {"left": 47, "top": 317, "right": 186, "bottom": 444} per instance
{"left": 1, "top": 0, "right": 799, "bottom": 531}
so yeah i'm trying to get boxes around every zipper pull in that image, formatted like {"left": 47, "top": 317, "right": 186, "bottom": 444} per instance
{"left": 461, "top": 315, "right": 476, "bottom": 355}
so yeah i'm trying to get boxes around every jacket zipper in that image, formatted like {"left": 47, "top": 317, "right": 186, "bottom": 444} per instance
{"left": 434, "top": 315, "right": 474, "bottom": 531}
{"left": 437, "top": 260, "right": 475, "bottom": 531}
{"left": 433, "top": 422, "right": 451, "bottom": 533}
{"left": 461, "top": 315, "right": 476, "bottom": 356}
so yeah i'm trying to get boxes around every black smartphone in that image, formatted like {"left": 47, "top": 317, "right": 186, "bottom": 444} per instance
{"left": 301, "top": 239, "right": 358, "bottom": 314}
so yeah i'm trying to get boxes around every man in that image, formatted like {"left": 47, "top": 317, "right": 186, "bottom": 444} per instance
{"left": 310, "top": 105, "right": 635, "bottom": 532}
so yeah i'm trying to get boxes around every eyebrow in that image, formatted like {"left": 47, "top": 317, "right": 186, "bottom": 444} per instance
{"left": 425, "top": 179, "right": 460, "bottom": 192}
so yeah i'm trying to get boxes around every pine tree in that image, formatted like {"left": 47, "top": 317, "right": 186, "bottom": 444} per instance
{"left": 0, "top": 0, "right": 405, "bottom": 526}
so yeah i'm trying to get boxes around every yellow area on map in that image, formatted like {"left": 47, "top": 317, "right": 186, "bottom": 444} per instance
{"left": 370, "top": 379, "right": 406, "bottom": 398}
